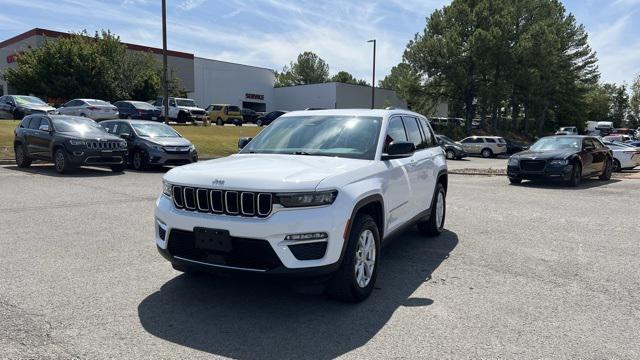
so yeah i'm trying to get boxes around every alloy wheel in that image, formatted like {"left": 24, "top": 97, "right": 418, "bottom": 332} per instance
{"left": 133, "top": 152, "right": 142, "bottom": 170}
{"left": 446, "top": 150, "right": 455, "bottom": 160}
{"left": 55, "top": 151, "right": 65, "bottom": 171}
{"left": 354, "top": 229, "right": 376, "bottom": 288}
{"left": 435, "top": 191, "right": 445, "bottom": 229}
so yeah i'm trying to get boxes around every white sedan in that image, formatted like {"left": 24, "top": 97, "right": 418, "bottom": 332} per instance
{"left": 57, "top": 99, "right": 119, "bottom": 121}
{"left": 604, "top": 141, "right": 640, "bottom": 171}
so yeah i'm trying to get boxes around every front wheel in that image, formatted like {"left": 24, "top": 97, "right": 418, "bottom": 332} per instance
{"left": 54, "top": 148, "right": 73, "bottom": 174}
{"left": 216, "top": 118, "right": 223, "bottom": 126}
{"left": 509, "top": 177, "right": 522, "bottom": 184}
{"left": 132, "top": 150, "right": 147, "bottom": 171}
{"left": 567, "top": 162, "right": 581, "bottom": 187}
{"left": 445, "top": 149, "right": 455, "bottom": 160}
{"left": 418, "top": 183, "right": 446, "bottom": 237}
{"left": 327, "top": 214, "right": 379, "bottom": 302}
{"left": 15, "top": 144, "right": 32, "bottom": 168}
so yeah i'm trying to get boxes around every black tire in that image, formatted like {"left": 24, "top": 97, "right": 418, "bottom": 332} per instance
{"left": 445, "top": 149, "right": 455, "bottom": 160}
{"left": 14, "top": 144, "right": 32, "bottom": 168}
{"left": 110, "top": 164, "right": 126, "bottom": 173}
{"left": 177, "top": 112, "right": 187, "bottom": 124}
{"left": 132, "top": 150, "right": 147, "bottom": 171}
{"left": 216, "top": 118, "right": 224, "bottom": 126}
{"left": 12, "top": 109, "right": 23, "bottom": 120}
{"left": 567, "top": 162, "right": 581, "bottom": 187}
{"left": 327, "top": 214, "right": 380, "bottom": 302}
{"left": 509, "top": 177, "right": 522, "bottom": 184}
{"left": 481, "top": 148, "right": 493, "bottom": 158}
{"left": 256, "top": 119, "right": 263, "bottom": 127}
{"left": 80, "top": 113, "right": 87, "bottom": 117}
{"left": 599, "top": 158, "right": 612, "bottom": 180}
{"left": 53, "top": 148, "right": 73, "bottom": 174}
{"left": 612, "top": 159, "right": 621, "bottom": 173}
{"left": 417, "top": 183, "right": 446, "bottom": 237}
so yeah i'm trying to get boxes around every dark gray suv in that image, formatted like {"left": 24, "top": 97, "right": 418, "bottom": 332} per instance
{"left": 101, "top": 120, "right": 198, "bottom": 170}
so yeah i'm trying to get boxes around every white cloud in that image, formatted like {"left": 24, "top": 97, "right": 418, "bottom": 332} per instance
{"left": 178, "top": 0, "right": 206, "bottom": 11}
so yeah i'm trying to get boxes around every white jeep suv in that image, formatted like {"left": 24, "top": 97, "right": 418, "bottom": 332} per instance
{"left": 155, "top": 109, "right": 448, "bottom": 301}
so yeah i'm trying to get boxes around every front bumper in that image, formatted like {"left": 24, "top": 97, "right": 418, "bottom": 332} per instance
{"left": 154, "top": 195, "right": 350, "bottom": 275}
{"left": 67, "top": 148, "right": 127, "bottom": 166}
{"left": 148, "top": 149, "right": 198, "bottom": 166}
{"left": 507, "top": 163, "right": 573, "bottom": 180}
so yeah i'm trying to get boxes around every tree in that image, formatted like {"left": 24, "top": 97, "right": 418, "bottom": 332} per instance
{"left": 379, "top": 62, "right": 436, "bottom": 114}
{"left": 609, "top": 84, "right": 629, "bottom": 127}
{"left": 330, "top": 71, "right": 369, "bottom": 86}
{"left": 628, "top": 75, "right": 640, "bottom": 128}
{"left": 274, "top": 52, "right": 329, "bottom": 87}
{"left": 3, "top": 30, "right": 168, "bottom": 102}
{"left": 402, "top": 0, "right": 599, "bottom": 137}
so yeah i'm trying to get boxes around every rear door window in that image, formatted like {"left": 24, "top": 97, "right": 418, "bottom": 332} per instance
{"left": 402, "top": 116, "right": 424, "bottom": 150}
{"left": 418, "top": 118, "right": 436, "bottom": 147}
{"left": 485, "top": 138, "right": 496, "bottom": 143}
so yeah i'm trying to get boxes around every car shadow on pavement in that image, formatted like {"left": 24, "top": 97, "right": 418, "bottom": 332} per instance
{"left": 138, "top": 229, "right": 458, "bottom": 360}
{"left": 4, "top": 164, "right": 124, "bottom": 177}
{"left": 514, "top": 178, "right": 621, "bottom": 190}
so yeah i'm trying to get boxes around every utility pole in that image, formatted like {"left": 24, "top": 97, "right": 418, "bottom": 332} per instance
{"left": 368, "top": 39, "right": 376, "bottom": 109}
{"left": 162, "top": 0, "right": 169, "bottom": 124}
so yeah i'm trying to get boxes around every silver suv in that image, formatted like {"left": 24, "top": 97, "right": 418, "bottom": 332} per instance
{"left": 459, "top": 136, "right": 507, "bottom": 158}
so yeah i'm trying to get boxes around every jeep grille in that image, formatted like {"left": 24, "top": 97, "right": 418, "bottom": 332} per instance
{"left": 172, "top": 186, "right": 273, "bottom": 217}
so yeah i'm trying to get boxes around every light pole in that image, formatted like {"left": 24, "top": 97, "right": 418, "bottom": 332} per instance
{"left": 162, "top": 0, "right": 169, "bottom": 124}
{"left": 367, "top": 39, "right": 376, "bottom": 109}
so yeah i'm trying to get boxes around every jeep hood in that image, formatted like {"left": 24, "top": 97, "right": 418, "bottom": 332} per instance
{"left": 181, "top": 106, "right": 206, "bottom": 112}
{"left": 143, "top": 137, "right": 192, "bottom": 147}
{"left": 164, "top": 154, "right": 374, "bottom": 191}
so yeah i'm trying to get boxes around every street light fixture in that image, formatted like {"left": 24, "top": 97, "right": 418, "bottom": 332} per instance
{"left": 367, "top": 39, "right": 376, "bottom": 109}
{"left": 162, "top": 0, "right": 169, "bottom": 124}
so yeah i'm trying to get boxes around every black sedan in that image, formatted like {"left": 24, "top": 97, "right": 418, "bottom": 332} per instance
{"left": 256, "top": 110, "right": 287, "bottom": 127}
{"left": 436, "top": 135, "right": 466, "bottom": 160}
{"left": 507, "top": 136, "right": 613, "bottom": 187}
{"left": 505, "top": 138, "right": 528, "bottom": 154}
{"left": 114, "top": 101, "right": 162, "bottom": 121}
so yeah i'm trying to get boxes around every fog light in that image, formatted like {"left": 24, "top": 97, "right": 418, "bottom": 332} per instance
{"left": 285, "top": 232, "right": 328, "bottom": 241}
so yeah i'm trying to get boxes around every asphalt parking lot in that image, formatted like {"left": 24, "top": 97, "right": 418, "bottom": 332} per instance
{"left": 1, "top": 164, "right": 639, "bottom": 359}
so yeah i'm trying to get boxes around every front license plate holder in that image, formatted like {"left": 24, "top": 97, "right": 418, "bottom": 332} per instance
{"left": 194, "top": 227, "right": 232, "bottom": 252}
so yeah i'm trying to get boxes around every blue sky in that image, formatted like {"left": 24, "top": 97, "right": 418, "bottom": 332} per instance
{"left": 0, "top": 0, "right": 638, "bottom": 85}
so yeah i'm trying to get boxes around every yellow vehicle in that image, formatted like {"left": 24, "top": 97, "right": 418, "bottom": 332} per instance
{"left": 205, "top": 104, "right": 243, "bottom": 126}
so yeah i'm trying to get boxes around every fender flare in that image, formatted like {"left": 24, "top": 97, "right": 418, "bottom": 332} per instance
{"left": 339, "top": 194, "right": 385, "bottom": 264}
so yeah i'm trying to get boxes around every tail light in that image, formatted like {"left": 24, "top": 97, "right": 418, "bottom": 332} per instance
{"left": 497, "top": 144, "right": 505, "bottom": 147}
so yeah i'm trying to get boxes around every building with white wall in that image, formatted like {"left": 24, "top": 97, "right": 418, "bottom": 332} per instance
{"left": 1, "top": 28, "right": 427, "bottom": 115}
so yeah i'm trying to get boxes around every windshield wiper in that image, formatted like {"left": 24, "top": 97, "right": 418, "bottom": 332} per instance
{"left": 290, "top": 151, "right": 313, "bottom": 155}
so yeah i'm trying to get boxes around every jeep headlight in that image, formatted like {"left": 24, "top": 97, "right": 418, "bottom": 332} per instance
{"left": 508, "top": 157, "right": 519, "bottom": 166}
{"left": 162, "top": 181, "right": 172, "bottom": 197}
{"left": 69, "top": 139, "right": 86, "bottom": 146}
{"left": 188, "top": 144, "right": 196, "bottom": 151}
{"left": 118, "top": 141, "right": 127, "bottom": 148}
{"left": 549, "top": 159, "right": 569, "bottom": 166}
{"left": 276, "top": 190, "right": 338, "bottom": 207}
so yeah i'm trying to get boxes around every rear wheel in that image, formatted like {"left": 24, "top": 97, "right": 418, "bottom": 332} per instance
{"left": 327, "top": 214, "right": 379, "bottom": 302}
{"left": 417, "top": 183, "right": 446, "bottom": 237}
{"left": 599, "top": 158, "right": 612, "bottom": 180}
{"left": 216, "top": 118, "right": 224, "bottom": 126}
{"left": 54, "top": 148, "right": 73, "bottom": 174}
{"left": 177, "top": 112, "right": 187, "bottom": 124}
{"left": 481, "top": 148, "right": 493, "bottom": 158}
{"left": 14, "top": 144, "right": 31, "bottom": 168}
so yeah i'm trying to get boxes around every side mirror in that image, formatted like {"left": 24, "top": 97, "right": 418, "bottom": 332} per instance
{"left": 437, "top": 139, "right": 444, "bottom": 146}
{"left": 120, "top": 133, "right": 131, "bottom": 139}
{"left": 583, "top": 145, "right": 594, "bottom": 152}
{"left": 382, "top": 141, "right": 415, "bottom": 160}
{"left": 39, "top": 124, "right": 50, "bottom": 132}
{"left": 238, "top": 137, "right": 252, "bottom": 149}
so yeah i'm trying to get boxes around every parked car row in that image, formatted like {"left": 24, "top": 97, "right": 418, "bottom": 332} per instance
{"left": 13, "top": 114, "right": 197, "bottom": 173}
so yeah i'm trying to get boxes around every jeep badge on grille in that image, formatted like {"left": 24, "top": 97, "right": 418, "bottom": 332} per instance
{"left": 211, "top": 179, "right": 225, "bottom": 186}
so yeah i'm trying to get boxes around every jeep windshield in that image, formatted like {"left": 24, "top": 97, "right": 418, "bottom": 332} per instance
{"left": 132, "top": 123, "right": 179, "bottom": 138}
{"left": 176, "top": 99, "right": 197, "bottom": 107}
{"left": 241, "top": 115, "right": 382, "bottom": 160}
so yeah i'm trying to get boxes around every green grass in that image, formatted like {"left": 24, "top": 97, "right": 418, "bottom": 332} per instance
{"left": 0, "top": 120, "right": 262, "bottom": 159}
